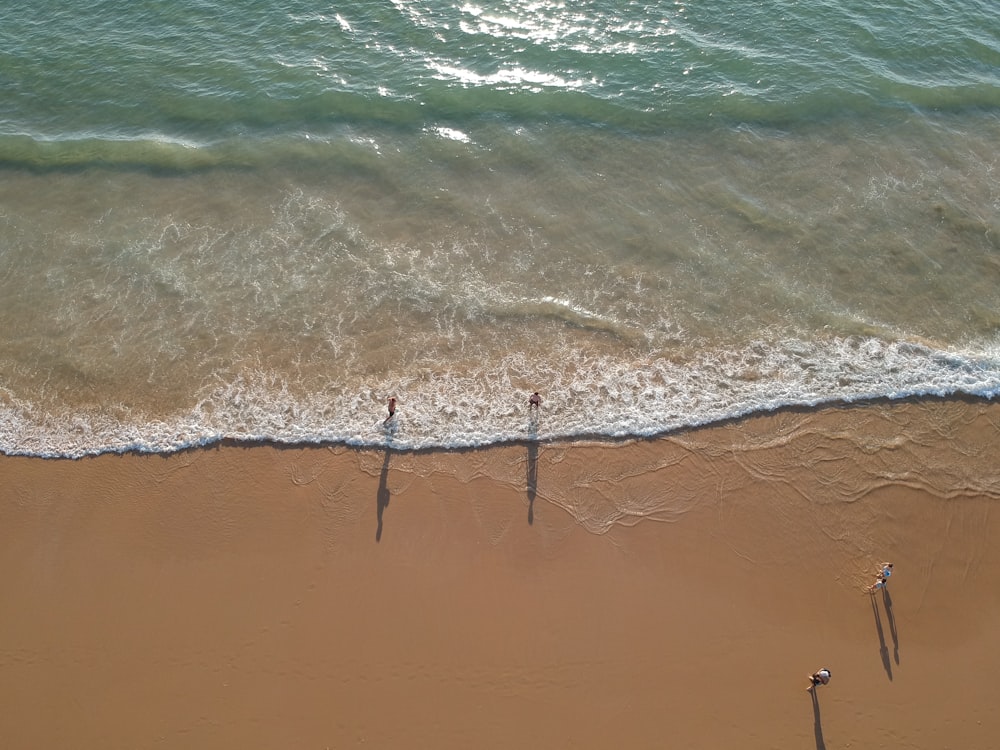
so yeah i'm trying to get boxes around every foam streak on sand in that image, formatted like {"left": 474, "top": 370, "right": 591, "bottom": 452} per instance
{"left": 2, "top": 398, "right": 999, "bottom": 748}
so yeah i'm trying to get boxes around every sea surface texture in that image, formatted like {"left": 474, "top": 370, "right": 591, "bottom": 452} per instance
{"left": 2, "top": 0, "right": 999, "bottom": 457}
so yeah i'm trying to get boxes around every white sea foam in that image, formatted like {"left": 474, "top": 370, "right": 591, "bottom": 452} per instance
{"left": 426, "top": 59, "right": 587, "bottom": 90}
{"left": 429, "top": 126, "right": 472, "bottom": 143}
{"left": 2, "top": 338, "right": 997, "bottom": 459}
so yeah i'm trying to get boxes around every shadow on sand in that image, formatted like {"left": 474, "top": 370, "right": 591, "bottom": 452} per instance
{"left": 810, "top": 689, "right": 826, "bottom": 750}
{"left": 870, "top": 593, "right": 893, "bottom": 680}
{"left": 525, "top": 412, "right": 540, "bottom": 525}
{"left": 526, "top": 440, "right": 538, "bottom": 525}
{"left": 376, "top": 447, "right": 391, "bottom": 542}
{"left": 883, "top": 586, "right": 900, "bottom": 664}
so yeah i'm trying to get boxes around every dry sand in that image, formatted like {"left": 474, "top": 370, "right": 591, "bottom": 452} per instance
{"left": 2, "top": 398, "right": 1000, "bottom": 749}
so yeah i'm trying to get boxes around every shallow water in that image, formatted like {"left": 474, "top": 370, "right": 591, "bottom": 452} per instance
{"left": 1, "top": 1, "right": 999, "bottom": 456}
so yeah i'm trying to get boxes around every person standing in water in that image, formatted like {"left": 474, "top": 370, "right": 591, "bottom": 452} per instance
{"left": 528, "top": 391, "right": 541, "bottom": 410}
{"left": 384, "top": 396, "right": 397, "bottom": 426}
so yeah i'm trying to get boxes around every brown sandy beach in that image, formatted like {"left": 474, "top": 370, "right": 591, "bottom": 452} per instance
{"left": 2, "top": 398, "right": 1000, "bottom": 749}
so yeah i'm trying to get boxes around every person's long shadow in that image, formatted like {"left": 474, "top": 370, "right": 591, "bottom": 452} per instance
{"left": 525, "top": 413, "right": 540, "bottom": 525}
{"left": 376, "top": 448, "right": 391, "bottom": 542}
{"left": 883, "top": 586, "right": 900, "bottom": 664}
{"left": 871, "top": 594, "right": 893, "bottom": 680}
{"left": 526, "top": 440, "right": 538, "bottom": 525}
{"left": 810, "top": 689, "right": 826, "bottom": 750}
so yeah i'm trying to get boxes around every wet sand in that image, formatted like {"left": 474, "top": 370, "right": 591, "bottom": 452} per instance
{"left": 2, "top": 398, "right": 999, "bottom": 749}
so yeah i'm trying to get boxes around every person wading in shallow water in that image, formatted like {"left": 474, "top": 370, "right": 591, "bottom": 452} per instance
{"left": 528, "top": 391, "right": 541, "bottom": 410}
{"left": 384, "top": 397, "right": 397, "bottom": 426}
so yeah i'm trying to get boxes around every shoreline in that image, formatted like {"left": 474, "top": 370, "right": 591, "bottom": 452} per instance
{"left": 2, "top": 397, "right": 999, "bottom": 748}
{"left": 4, "top": 391, "right": 996, "bottom": 462}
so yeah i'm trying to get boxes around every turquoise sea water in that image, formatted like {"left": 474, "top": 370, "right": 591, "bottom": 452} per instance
{"left": 2, "top": 0, "right": 999, "bottom": 456}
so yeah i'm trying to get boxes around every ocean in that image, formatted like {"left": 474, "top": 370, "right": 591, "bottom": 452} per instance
{"left": 2, "top": 0, "right": 999, "bottom": 457}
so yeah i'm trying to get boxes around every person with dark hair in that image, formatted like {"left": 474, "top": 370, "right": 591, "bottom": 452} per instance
{"left": 806, "top": 668, "right": 831, "bottom": 691}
